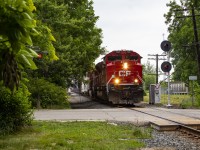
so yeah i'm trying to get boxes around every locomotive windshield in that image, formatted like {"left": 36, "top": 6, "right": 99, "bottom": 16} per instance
{"left": 125, "top": 55, "right": 138, "bottom": 60}
{"left": 108, "top": 55, "right": 122, "bottom": 61}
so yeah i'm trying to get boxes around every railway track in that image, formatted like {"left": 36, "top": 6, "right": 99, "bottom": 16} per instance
{"left": 130, "top": 107, "right": 200, "bottom": 140}
{"left": 105, "top": 102, "right": 200, "bottom": 139}
{"left": 178, "top": 125, "right": 200, "bottom": 139}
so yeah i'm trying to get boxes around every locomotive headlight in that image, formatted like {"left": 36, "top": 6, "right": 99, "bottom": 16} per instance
{"left": 123, "top": 62, "right": 128, "bottom": 69}
{"left": 134, "top": 78, "right": 139, "bottom": 83}
{"left": 114, "top": 78, "right": 120, "bottom": 84}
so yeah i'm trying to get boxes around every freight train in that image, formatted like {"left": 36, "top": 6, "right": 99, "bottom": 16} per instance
{"left": 88, "top": 50, "right": 143, "bottom": 104}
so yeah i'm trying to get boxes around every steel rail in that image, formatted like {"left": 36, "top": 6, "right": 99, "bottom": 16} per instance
{"left": 129, "top": 107, "right": 200, "bottom": 138}
{"left": 178, "top": 125, "right": 200, "bottom": 138}
{"left": 91, "top": 99, "right": 200, "bottom": 138}
{"left": 147, "top": 107, "right": 200, "bottom": 122}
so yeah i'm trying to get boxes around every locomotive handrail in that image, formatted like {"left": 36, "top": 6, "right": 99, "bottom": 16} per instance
{"left": 106, "top": 75, "right": 115, "bottom": 94}
{"left": 137, "top": 74, "right": 145, "bottom": 83}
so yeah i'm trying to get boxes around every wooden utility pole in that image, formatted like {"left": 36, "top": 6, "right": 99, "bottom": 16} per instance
{"left": 191, "top": 6, "right": 200, "bottom": 77}
{"left": 176, "top": 5, "right": 200, "bottom": 80}
{"left": 148, "top": 54, "right": 166, "bottom": 84}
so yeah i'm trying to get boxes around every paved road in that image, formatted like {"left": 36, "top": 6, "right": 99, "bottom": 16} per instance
{"left": 34, "top": 92, "right": 156, "bottom": 124}
{"left": 33, "top": 92, "right": 200, "bottom": 126}
{"left": 34, "top": 108, "right": 200, "bottom": 127}
{"left": 34, "top": 108, "right": 161, "bottom": 125}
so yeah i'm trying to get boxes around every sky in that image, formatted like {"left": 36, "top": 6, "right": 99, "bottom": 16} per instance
{"left": 93, "top": 0, "right": 170, "bottom": 65}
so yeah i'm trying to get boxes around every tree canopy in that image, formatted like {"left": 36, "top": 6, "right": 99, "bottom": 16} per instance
{"left": 0, "top": 0, "right": 104, "bottom": 90}
{"left": 32, "top": 0, "right": 104, "bottom": 87}
{"left": 0, "top": 0, "right": 58, "bottom": 91}
{"left": 164, "top": 0, "right": 200, "bottom": 82}
{"left": 0, "top": 0, "right": 38, "bottom": 91}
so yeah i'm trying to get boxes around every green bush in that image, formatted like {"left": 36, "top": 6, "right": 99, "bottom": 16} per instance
{"left": 194, "top": 84, "right": 200, "bottom": 107}
{"left": 180, "top": 98, "right": 200, "bottom": 109}
{"left": 28, "top": 78, "right": 70, "bottom": 109}
{"left": 0, "top": 85, "right": 33, "bottom": 135}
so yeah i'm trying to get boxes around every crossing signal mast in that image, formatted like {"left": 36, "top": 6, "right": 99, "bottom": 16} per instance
{"left": 160, "top": 40, "right": 172, "bottom": 106}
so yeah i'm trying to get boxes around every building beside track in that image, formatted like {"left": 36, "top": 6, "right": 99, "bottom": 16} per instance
{"left": 161, "top": 82, "right": 188, "bottom": 95}
{"left": 170, "top": 82, "right": 188, "bottom": 94}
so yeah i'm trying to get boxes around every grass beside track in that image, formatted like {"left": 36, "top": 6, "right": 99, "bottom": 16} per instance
{"left": 144, "top": 93, "right": 191, "bottom": 107}
{"left": 0, "top": 121, "right": 152, "bottom": 150}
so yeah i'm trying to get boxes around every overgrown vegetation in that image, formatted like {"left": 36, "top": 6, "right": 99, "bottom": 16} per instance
{"left": 0, "top": 84, "right": 32, "bottom": 135}
{"left": 176, "top": 82, "right": 200, "bottom": 108}
{"left": 0, "top": 0, "right": 103, "bottom": 134}
{"left": 143, "top": 61, "right": 156, "bottom": 91}
{"left": 27, "top": 78, "right": 70, "bottom": 109}
{"left": 0, "top": 121, "right": 152, "bottom": 150}
{"left": 144, "top": 91, "right": 200, "bottom": 108}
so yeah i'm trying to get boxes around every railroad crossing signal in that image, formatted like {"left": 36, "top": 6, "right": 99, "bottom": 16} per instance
{"left": 160, "top": 40, "right": 171, "bottom": 52}
{"left": 160, "top": 40, "right": 172, "bottom": 73}
{"left": 161, "top": 61, "right": 172, "bottom": 72}
{"left": 160, "top": 40, "right": 172, "bottom": 107}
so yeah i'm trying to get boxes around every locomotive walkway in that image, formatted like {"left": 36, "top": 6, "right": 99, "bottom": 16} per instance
{"left": 34, "top": 92, "right": 200, "bottom": 127}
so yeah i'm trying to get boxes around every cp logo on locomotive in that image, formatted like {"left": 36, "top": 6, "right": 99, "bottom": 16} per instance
{"left": 119, "top": 70, "right": 131, "bottom": 76}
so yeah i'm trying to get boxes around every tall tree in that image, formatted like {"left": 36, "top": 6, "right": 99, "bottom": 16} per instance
{"left": 164, "top": 0, "right": 200, "bottom": 82}
{"left": 33, "top": 0, "right": 104, "bottom": 87}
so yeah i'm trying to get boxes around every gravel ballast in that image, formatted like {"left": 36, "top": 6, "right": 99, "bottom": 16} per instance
{"left": 140, "top": 130, "right": 200, "bottom": 150}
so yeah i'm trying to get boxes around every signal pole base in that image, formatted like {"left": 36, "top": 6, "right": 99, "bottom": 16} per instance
{"left": 166, "top": 104, "right": 172, "bottom": 107}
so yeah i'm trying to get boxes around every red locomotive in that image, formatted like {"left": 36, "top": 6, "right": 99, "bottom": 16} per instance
{"left": 89, "top": 50, "right": 143, "bottom": 104}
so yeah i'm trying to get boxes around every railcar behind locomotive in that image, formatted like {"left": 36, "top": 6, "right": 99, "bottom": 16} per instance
{"left": 89, "top": 50, "right": 143, "bottom": 104}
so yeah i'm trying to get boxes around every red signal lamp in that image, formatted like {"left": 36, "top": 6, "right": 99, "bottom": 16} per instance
{"left": 161, "top": 61, "right": 172, "bottom": 72}
{"left": 160, "top": 40, "right": 171, "bottom": 52}
{"left": 38, "top": 53, "right": 42, "bottom": 59}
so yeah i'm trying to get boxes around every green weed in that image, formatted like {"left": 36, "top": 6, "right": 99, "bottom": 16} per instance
{"left": 0, "top": 121, "right": 151, "bottom": 150}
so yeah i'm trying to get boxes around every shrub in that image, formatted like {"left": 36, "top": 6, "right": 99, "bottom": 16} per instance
{"left": 194, "top": 84, "right": 200, "bottom": 107}
{"left": 0, "top": 85, "right": 33, "bottom": 135}
{"left": 180, "top": 82, "right": 200, "bottom": 109}
{"left": 27, "top": 78, "right": 70, "bottom": 109}
{"left": 180, "top": 98, "right": 200, "bottom": 109}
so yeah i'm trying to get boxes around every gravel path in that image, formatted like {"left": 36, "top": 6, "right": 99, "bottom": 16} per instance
{"left": 140, "top": 130, "right": 200, "bottom": 150}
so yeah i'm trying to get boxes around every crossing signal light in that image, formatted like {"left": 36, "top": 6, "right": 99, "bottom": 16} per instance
{"left": 160, "top": 40, "right": 171, "bottom": 52}
{"left": 161, "top": 61, "right": 172, "bottom": 72}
